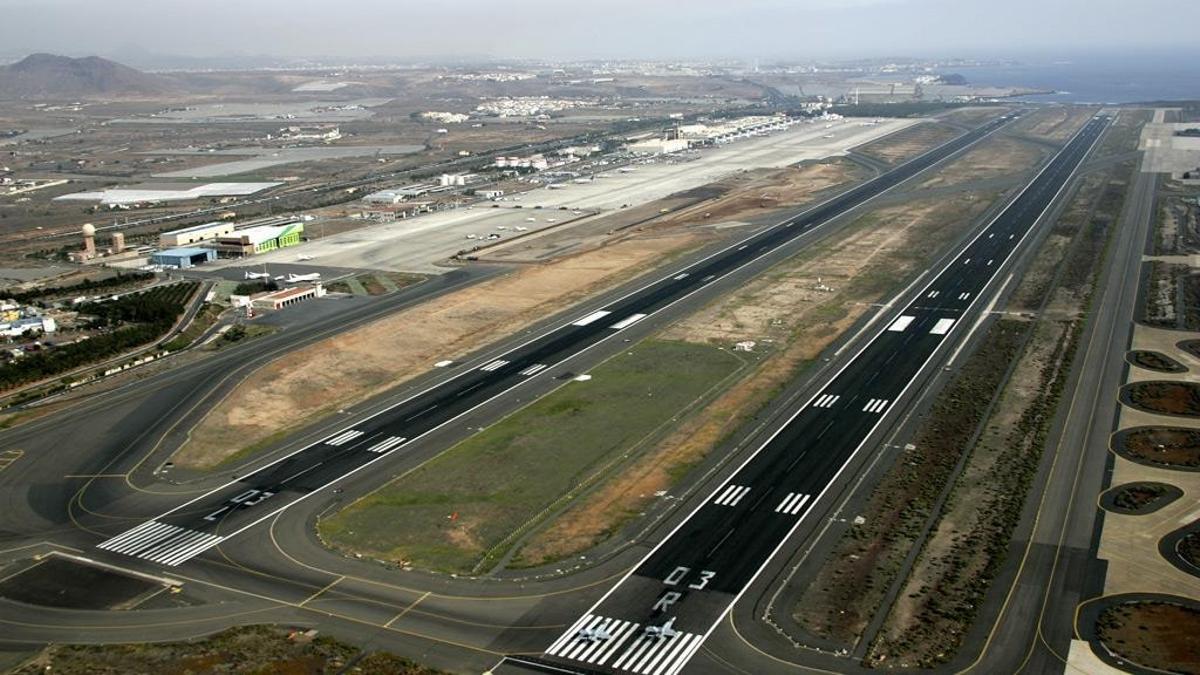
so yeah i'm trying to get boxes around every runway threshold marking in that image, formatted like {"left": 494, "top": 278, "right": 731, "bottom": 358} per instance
{"left": 711, "top": 484, "right": 751, "bottom": 507}
{"left": 610, "top": 314, "right": 647, "bottom": 330}
{"left": 573, "top": 310, "right": 612, "bottom": 326}
{"left": 519, "top": 363, "right": 549, "bottom": 376}
{"left": 930, "top": 318, "right": 956, "bottom": 335}
{"left": 862, "top": 398, "right": 890, "bottom": 413}
{"left": 546, "top": 613, "right": 700, "bottom": 673}
{"left": 479, "top": 359, "right": 509, "bottom": 372}
{"left": 366, "top": 436, "right": 407, "bottom": 454}
{"left": 887, "top": 315, "right": 916, "bottom": 332}
{"left": 811, "top": 394, "right": 840, "bottom": 409}
{"left": 775, "top": 492, "right": 810, "bottom": 515}
{"left": 325, "top": 430, "right": 364, "bottom": 446}
{"left": 97, "top": 520, "right": 225, "bottom": 567}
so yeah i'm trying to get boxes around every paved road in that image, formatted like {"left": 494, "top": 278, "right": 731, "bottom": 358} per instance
{"left": 528, "top": 116, "right": 1110, "bottom": 675}
{"left": 86, "top": 114, "right": 1019, "bottom": 570}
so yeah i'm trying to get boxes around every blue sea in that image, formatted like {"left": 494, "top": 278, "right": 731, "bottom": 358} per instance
{"left": 956, "top": 55, "right": 1200, "bottom": 104}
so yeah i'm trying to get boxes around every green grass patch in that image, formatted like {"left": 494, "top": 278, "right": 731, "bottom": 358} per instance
{"left": 320, "top": 340, "right": 743, "bottom": 573}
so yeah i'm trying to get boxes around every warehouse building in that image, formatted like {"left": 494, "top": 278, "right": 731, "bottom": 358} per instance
{"left": 158, "top": 221, "right": 235, "bottom": 248}
{"left": 250, "top": 284, "right": 325, "bottom": 310}
{"left": 210, "top": 222, "right": 305, "bottom": 257}
{"left": 149, "top": 247, "right": 217, "bottom": 269}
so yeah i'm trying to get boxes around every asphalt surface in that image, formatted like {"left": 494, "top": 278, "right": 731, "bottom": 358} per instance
{"left": 531, "top": 116, "right": 1111, "bottom": 675}
{"left": 85, "top": 113, "right": 1020, "bottom": 571}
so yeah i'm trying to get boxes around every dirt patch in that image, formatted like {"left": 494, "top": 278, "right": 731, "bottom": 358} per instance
{"left": 172, "top": 228, "right": 714, "bottom": 469}
{"left": 1014, "top": 106, "right": 1098, "bottom": 142}
{"left": 1121, "top": 381, "right": 1200, "bottom": 418}
{"left": 1096, "top": 601, "right": 1200, "bottom": 674}
{"left": 1100, "top": 482, "right": 1183, "bottom": 515}
{"left": 917, "top": 135, "right": 1046, "bottom": 189}
{"left": 515, "top": 192, "right": 997, "bottom": 566}
{"left": 10, "top": 624, "right": 449, "bottom": 675}
{"left": 657, "top": 161, "right": 861, "bottom": 227}
{"left": 857, "top": 122, "right": 960, "bottom": 165}
{"left": 1180, "top": 531, "right": 1200, "bottom": 569}
{"left": 1180, "top": 339, "right": 1200, "bottom": 359}
{"left": 1127, "top": 349, "right": 1188, "bottom": 373}
{"left": 1114, "top": 426, "right": 1200, "bottom": 469}
{"left": 1141, "top": 262, "right": 1200, "bottom": 330}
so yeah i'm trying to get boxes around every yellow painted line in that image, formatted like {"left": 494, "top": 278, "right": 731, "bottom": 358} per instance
{"left": 299, "top": 575, "right": 343, "bottom": 607}
{"left": 385, "top": 591, "right": 430, "bottom": 628}
{"left": 63, "top": 474, "right": 127, "bottom": 479}
{"left": 0, "top": 448, "right": 24, "bottom": 471}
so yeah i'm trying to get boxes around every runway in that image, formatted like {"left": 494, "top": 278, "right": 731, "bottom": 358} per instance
{"left": 533, "top": 115, "right": 1111, "bottom": 675}
{"left": 86, "top": 113, "right": 1018, "bottom": 571}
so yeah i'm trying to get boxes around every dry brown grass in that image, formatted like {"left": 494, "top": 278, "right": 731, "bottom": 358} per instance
{"left": 172, "top": 229, "right": 711, "bottom": 469}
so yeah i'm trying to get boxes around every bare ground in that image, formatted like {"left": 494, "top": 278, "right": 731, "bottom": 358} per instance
{"left": 1014, "top": 106, "right": 1098, "bottom": 142}
{"left": 857, "top": 123, "right": 960, "bottom": 165}
{"left": 917, "top": 136, "right": 1046, "bottom": 189}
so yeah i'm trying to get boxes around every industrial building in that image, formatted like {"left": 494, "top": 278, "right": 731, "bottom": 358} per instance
{"left": 0, "top": 316, "right": 56, "bottom": 337}
{"left": 159, "top": 222, "right": 235, "bottom": 248}
{"left": 209, "top": 222, "right": 304, "bottom": 257}
{"left": 150, "top": 247, "right": 218, "bottom": 269}
{"left": 251, "top": 284, "right": 325, "bottom": 310}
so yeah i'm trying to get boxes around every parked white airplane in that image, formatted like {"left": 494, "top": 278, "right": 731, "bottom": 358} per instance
{"left": 281, "top": 272, "right": 321, "bottom": 283}
{"left": 297, "top": 254, "right": 314, "bottom": 261}
{"left": 244, "top": 271, "right": 271, "bottom": 280}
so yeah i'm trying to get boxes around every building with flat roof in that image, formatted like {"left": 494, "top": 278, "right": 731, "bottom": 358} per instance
{"left": 159, "top": 221, "right": 235, "bottom": 248}
{"left": 251, "top": 284, "right": 325, "bottom": 310}
{"left": 149, "top": 247, "right": 217, "bottom": 269}
{"left": 210, "top": 222, "right": 304, "bottom": 257}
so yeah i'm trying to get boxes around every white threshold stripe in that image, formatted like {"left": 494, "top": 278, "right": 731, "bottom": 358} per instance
{"left": 479, "top": 359, "right": 509, "bottom": 371}
{"left": 887, "top": 315, "right": 916, "bottom": 332}
{"left": 712, "top": 485, "right": 750, "bottom": 506}
{"left": 930, "top": 318, "right": 956, "bottom": 335}
{"left": 98, "top": 521, "right": 177, "bottom": 552}
{"left": 97, "top": 519, "right": 225, "bottom": 567}
{"left": 776, "top": 492, "right": 810, "bottom": 514}
{"left": 326, "top": 429, "right": 363, "bottom": 446}
{"left": 519, "top": 363, "right": 548, "bottom": 376}
{"left": 610, "top": 313, "right": 647, "bottom": 330}
{"left": 562, "top": 616, "right": 607, "bottom": 659}
{"left": 811, "top": 393, "right": 840, "bottom": 409}
{"left": 572, "top": 310, "right": 611, "bottom": 326}
{"left": 367, "top": 436, "right": 407, "bottom": 453}
{"left": 673, "top": 273, "right": 689, "bottom": 280}
{"left": 597, "top": 621, "right": 640, "bottom": 665}
{"left": 546, "top": 614, "right": 593, "bottom": 654}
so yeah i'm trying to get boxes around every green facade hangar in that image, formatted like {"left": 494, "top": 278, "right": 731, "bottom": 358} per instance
{"left": 211, "top": 222, "right": 305, "bottom": 257}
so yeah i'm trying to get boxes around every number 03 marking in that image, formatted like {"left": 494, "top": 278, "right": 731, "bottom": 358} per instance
{"left": 664, "top": 566, "right": 715, "bottom": 590}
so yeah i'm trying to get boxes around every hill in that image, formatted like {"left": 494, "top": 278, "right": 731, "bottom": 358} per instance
{"left": 0, "top": 53, "right": 175, "bottom": 99}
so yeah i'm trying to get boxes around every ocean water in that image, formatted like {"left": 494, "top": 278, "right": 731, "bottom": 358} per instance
{"left": 958, "top": 55, "right": 1200, "bottom": 104}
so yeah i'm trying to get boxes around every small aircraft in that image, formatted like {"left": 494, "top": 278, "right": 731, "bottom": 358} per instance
{"left": 280, "top": 272, "right": 321, "bottom": 283}
{"left": 577, "top": 625, "right": 613, "bottom": 643}
{"left": 644, "top": 617, "right": 679, "bottom": 640}
{"left": 244, "top": 271, "right": 271, "bottom": 280}
{"left": 296, "top": 254, "right": 314, "bottom": 261}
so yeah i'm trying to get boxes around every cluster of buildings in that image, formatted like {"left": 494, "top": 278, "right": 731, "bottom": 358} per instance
{"left": 0, "top": 300, "right": 56, "bottom": 338}
{"left": 626, "top": 114, "right": 804, "bottom": 155}
{"left": 276, "top": 124, "right": 341, "bottom": 142}
{"left": 440, "top": 71, "right": 536, "bottom": 83}
{"left": 149, "top": 220, "right": 306, "bottom": 269}
{"left": 475, "top": 96, "right": 593, "bottom": 117}
{"left": 420, "top": 111, "right": 470, "bottom": 124}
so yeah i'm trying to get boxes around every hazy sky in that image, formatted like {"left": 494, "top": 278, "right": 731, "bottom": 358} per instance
{"left": 1, "top": 0, "right": 1196, "bottom": 62}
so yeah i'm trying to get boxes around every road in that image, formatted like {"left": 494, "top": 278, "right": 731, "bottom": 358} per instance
{"left": 527, "top": 115, "right": 1110, "bottom": 675}
{"left": 85, "top": 114, "right": 1018, "bottom": 571}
